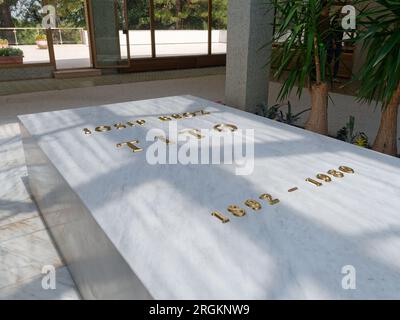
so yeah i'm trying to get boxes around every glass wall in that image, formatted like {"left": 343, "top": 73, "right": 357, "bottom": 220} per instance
{"left": 211, "top": 0, "right": 227, "bottom": 54}
{"left": 89, "top": 0, "right": 129, "bottom": 68}
{"left": 0, "top": 0, "right": 93, "bottom": 69}
{"left": 125, "top": 0, "right": 227, "bottom": 60}
{"left": 154, "top": 0, "right": 208, "bottom": 57}
{"left": 116, "top": 0, "right": 130, "bottom": 61}
{"left": 126, "top": 0, "right": 152, "bottom": 58}
{"left": 48, "top": 0, "right": 91, "bottom": 69}
{"left": 1, "top": 0, "right": 227, "bottom": 69}
{"left": 0, "top": 0, "right": 50, "bottom": 66}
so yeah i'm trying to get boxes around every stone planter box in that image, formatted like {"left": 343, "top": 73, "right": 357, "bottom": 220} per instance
{"left": 0, "top": 56, "right": 23, "bottom": 65}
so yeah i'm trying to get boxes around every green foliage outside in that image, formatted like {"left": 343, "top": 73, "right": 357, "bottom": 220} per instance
{"left": 127, "top": 0, "right": 227, "bottom": 30}
{"left": 1, "top": 0, "right": 227, "bottom": 44}
{"left": 35, "top": 33, "right": 45, "bottom": 40}
{"left": 153, "top": 0, "right": 209, "bottom": 30}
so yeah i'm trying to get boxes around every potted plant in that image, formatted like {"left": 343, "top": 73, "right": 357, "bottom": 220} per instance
{"left": 0, "top": 47, "right": 24, "bottom": 64}
{"left": 0, "top": 39, "right": 9, "bottom": 48}
{"left": 268, "top": 0, "right": 341, "bottom": 135}
{"left": 35, "top": 34, "right": 48, "bottom": 49}
{"left": 354, "top": 0, "right": 400, "bottom": 156}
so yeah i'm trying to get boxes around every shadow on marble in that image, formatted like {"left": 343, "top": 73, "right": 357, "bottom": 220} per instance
{"left": 0, "top": 266, "right": 80, "bottom": 300}
{"left": 0, "top": 122, "right": 80, "bottom": 299}
{"left": 0, "top": 227, "right": 64, "bottom": 288}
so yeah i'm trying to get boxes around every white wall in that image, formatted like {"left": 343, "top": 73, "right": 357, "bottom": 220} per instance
{"left": 268, "top": 82, "right": 400, "bottom": 149}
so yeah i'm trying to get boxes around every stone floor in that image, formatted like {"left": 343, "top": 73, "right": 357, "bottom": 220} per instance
{"left": 0, "top": 122, "right": 80, "bottom": 299}
{"left": 0, "top": 73, "right": 226, "bottom": 299}
{"left": 0, "top": 67, "right": 226, "bottom": 97}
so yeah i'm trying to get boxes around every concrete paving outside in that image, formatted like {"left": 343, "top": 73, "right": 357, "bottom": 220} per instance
{"left": 14, "top": 43, "right": 227, "bottom": 69}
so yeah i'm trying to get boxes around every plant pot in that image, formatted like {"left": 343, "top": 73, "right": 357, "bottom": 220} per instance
{"left": 0, "top": 56, "right": 23, "bottom": 65}
{"left": 36, "top": 40, "right": 48, "bottom": 49}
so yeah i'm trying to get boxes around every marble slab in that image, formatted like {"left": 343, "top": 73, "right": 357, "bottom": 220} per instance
{"left": 18, "top": 95, "right": 400, "bottom": 299}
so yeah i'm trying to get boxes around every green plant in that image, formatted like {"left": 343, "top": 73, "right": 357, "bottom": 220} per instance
{"left": 353, "top": 0, "right": 400, "bottom": 155}
{"left": 268, "top": 0, "right": 342, "bottom": 135}
{"left": 256, "top": 101, "right": 311, "bottom": 125}
{"left": 336, "top": 116, "right": 369, "bottom": 148}
{"left": 35, "top": 34, "right": 47, "bottom": 41}
{"left": 353, "top": 134, "right": 369, "bottom": 148}
{"left": 255, "top": 103, "right": 281, "bottom": 119}
{"left": 276, "top": 101, "right": 311, "bottom": 125}
{"left": 0, "top": 47, "right": 23, "bottom": 57}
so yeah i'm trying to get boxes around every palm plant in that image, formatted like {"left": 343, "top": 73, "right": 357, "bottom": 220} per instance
{"left": 354, "top": 0, "right": 400, "bottom": 156}
{"left": 268, "top": 0, "right": 339, "bottom": 135}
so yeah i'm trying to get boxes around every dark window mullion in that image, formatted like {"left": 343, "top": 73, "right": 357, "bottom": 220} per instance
{"left": 149, "top": 0, "right": 156, "bottom": 58}
{"left": 208, "top": 0, "right": 212, "bottom": 55}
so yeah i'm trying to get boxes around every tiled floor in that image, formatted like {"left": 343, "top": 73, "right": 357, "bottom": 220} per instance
{"left": 0, "top": 122, "right": 80, "bottom": 300}
{"left": 0, "top": 67, "right": 226, "bottom": 97}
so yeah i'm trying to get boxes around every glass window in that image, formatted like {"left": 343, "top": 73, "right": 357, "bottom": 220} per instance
{"left": 0, "top": 0, "right": 50, "bottom": 65}
{"left": 127, "top": 0, "right": 152, "bottom": 58}
{"left": 89, "top": 0, "right": 129, "bottom": 67}
{"left": 154, "top": 0, "right": 209, "bottom": 57}
{"left": 211, "top": 0, "right": 227, "bottom": 54}
{"left": 48, "top": 0, "right": 91, "bottom": 69}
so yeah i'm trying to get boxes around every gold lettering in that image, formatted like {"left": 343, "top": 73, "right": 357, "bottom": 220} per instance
{"left": 212, "top": 211, "right": 230, "bottom": 224}
{"left": 95, "top": 125, "right": 112, "bottom": 132}
{"left": 339, "top": 166, "right": 355, "bottom": 174}
{"left": 156, "top": 136, "right": 173, "bottom": 144}
{"left": 245, "top": 199, "right": 262, "bottom": 211}
{"left": 227, "top": 205, "right": 246, "bottom": 217}
{"left": 179, "top": 128, "right": 204, "bottom": 139}
{"left": 114, "top": 123, "right": 127, "bottom": 130}
{"left": 192, "top": 110, "right": 210, "bottom": 116}
{"left": 259, "top": 194, "right": 280, "bottom": 205}
{"left": 116, "top": 140, "right": 143, "bottom": 153}
{"left": 328, "top": 169, "right": 344, "bottom": 178}
{"left": 159, "top": 116, "right": 172, "bottom": 122}
{"left": 316, "top": 174, "right": 332, "bottom": 182}
{"left": 213, "top": 124, "right": 238, "bottom": 132}
{"left": 182, "top": 112, "right": 196, "bottom": 118}
{"left": 306, "top": 178, "right": 323, "bottom": 187}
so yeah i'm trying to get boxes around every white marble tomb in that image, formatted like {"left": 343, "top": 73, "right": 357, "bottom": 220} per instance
{"left": 18, "top": 95, "right": 400, "bottom": 299}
